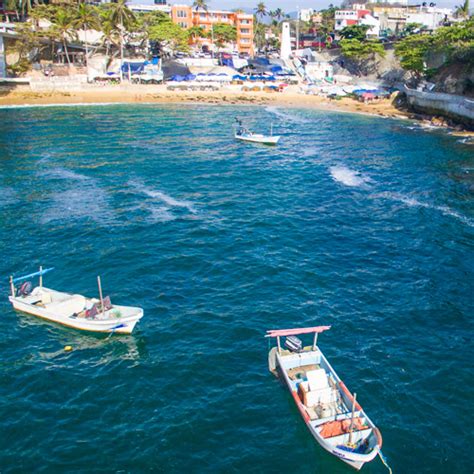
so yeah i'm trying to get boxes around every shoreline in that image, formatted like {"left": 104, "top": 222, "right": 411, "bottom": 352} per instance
{"left": 1, "top": 85, "right": 473, "bottom": 138}
{"left": 0, "top": 85, "right": 406, "bottom": 117}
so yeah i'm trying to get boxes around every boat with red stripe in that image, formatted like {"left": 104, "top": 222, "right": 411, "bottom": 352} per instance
{"left": 267, "top": 326, "right": 382, "bottom": 470}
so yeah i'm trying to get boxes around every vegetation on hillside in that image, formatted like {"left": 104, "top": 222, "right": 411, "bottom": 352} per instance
{"left": 395, "top": 18, "right": 474, "bottom": 75}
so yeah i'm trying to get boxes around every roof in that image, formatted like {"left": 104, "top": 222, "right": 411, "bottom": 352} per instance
{"left": 266, "top": 326, "right": 331, "bottom": 338}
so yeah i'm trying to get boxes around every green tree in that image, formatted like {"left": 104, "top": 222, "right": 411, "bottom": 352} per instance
{"left": 148, "top": 19, "right": 188, "bottom": 53}
{"left": 109, "top": 0, "right": 136, "bottom": 81}
{"left": 339, "top": 24, "right": 370, "bottom": 41}
{"left": 192, "top": 0, "right": 209, "bottom": 11}
{"left": 395, "top": 34, "right": 431, "bottom": 75}
{"left": 455, "top": 0, "right": 470, "bottom": 17}
{"left": 274, "top": 8, "right": 284, "bottom": 21}
{"left": 395, "top": 18, "right": 474, "bottom": 75}
{"left": 187, "top": 25, "right": 207, "bottom": 43}
{"left": 73, "top": 3, "right": 100, "bottom": 76}
{"left": 49, "top": 7, "right": 76, "bottom": 67}
{"left": 98, "top": 9, "right": 120, "bottom": 68}
{"left": 254, "top": 2, "right": 267, "bottom": 21}
{"left": 212, "top": 22, "right": 237, "bottom": 48}
{"left": 340, "top": 38, "right": 386, "bottom": 64}
{"left": 9, "top": 22, "right": 44, "bottom": 75}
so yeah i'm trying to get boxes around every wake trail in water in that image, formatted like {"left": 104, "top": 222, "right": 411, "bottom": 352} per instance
{"left": 375, "top": 192, "right": 474, "bottom": 228}
{"left": 42, "top": 168, "right": 91, "bottom": 181}
{"left": 128, "top": 181, "right": 197, "bottom": 214}
{"left": 329, "top": 166, "right": 371, "bottom": 188}
{"left": 265, "top": 106, "right": 309, "bottom": 124}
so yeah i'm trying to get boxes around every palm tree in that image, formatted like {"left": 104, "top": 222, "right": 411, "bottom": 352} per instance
{"left": 254, "top": 2, "right": 267, "bottom": 51}
{"left": 73, "top": 3, "right": 100, "bottom": 78}
{"left": 274, "top": 8, "right": 283, "bottom": 21}
{"left": 455, "top": 0, "right": 469, "bottom": 16}
{"left": 192, "top": 0, "right": 209, "bottom": 11}
{"left": 99, "top": 14, "right": 120, "bottom": 70}
{"left": 109, "top": 0, "right": 135, "bottom": 81}
{"left": 254, "top": 2, "right": 267, "bottom": 20}
{"left": 49, "top": 7, "right": 76, "bottom": 67}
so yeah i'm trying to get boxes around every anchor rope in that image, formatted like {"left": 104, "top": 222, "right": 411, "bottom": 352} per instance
{"left": 378, "top": 450, "right": 393, "bottom": 474}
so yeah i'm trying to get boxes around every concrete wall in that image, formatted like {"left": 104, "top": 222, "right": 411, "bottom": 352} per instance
{"left": 30, "top": 75, "right": 88, "bottom": 92}
{"left": 404, "top": 86, "right": 474, "bottom": 128}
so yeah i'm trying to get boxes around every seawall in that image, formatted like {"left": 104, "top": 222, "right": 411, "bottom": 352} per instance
{"left": 403, "top": 86, "right": 474, "bottom": 130}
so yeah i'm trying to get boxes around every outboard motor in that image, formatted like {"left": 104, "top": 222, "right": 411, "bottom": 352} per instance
{"left": 17, "top": 281, "right": 32, "bottom": 297}
{"left": 285, "top": 335, "right": 303, "bottom": 353}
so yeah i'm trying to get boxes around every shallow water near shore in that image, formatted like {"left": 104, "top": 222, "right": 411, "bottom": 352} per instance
{"left": 0, "top": 104, "right": 473, "bottom": 473}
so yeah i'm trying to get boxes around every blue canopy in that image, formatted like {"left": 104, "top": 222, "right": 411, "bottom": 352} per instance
{"left": 121, "top": 62, "right": 145, "bottom": 73}
{"left": 171, "top": 75, "right": 185, "bottom": 82}
{"left": 13, "top": 267, "right": 54, "bottom": 283}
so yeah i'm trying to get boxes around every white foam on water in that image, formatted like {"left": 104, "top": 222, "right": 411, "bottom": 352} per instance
{"left": 149, "top": 206, "right": 176, "bottom": 223}
{"left": 129, "top": 181, "right": 197, "bottom": 214}
{"left": 41, "top": 187, "right": 113, "bottom": 225}
{"left": 0, "top": 102, "right": 133, "bottom": 110}
{"left": 265, "top": 106, "right": 309, "bottom": 124}
{"left": 42, "top": 167, "right": 91, "bottom": 181}
{"left": 375, "top": 192, "right": 474, "bottom": 228}
{"left": 329, "top": 166, "right": 370, "bottom": 188}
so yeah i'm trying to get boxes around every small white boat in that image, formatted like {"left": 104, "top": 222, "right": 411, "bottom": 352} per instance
{"left": 235, "top": 131, "right": 280, "bottom": 145}
{"left": 8, "top": 267, "right": 144, "bottom": 334}
{"left": 234, "top": 118, "right": 280, "bottom": 145}
{"left": 267, "top": 326, "right": 383, "bottom": 470}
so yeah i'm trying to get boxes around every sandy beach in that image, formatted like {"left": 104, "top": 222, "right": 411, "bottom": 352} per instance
{"left": 0, "top": 84, "right": 409, "bottom": 120}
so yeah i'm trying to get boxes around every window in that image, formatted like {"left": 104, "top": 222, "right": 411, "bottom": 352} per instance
{"left": 240, "top": 28, "right": 250, "bottom": 34}
{"left": 177, "top": 10, "right": 187, "bottom": 17}
{"left": 178, "top": 22, "right": 187, "bottom": 28}
{"left": 240, "top": 19, "right": 250, "bottom": 24}
{"left": 221, "top": 14, "right": 227, "bottom": 19}
{"left": 240, "top": 38, "right": 250, "bottom": 43}
{"left": 154, "top": 0, "right": 166, "bottom": 4}
{"left": 200, "top": 12, "right": 206, "bottom": 19}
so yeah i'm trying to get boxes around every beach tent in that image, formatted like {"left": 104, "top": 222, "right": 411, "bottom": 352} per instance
{"left": 121, "top": 62, "right": 145, "bottom": 74}
{"left": 162, "top": 60, "right": 191, "bottom": 80}
{"left": 208, "top": 65, "right": 238, "bottom": 76}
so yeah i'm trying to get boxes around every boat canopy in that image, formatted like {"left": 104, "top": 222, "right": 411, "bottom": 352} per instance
{"left": 12, "top": 267, "right": 54, "bottom": 283}
{"left": 266, "top": 326, "right": 331, "bottom": 338}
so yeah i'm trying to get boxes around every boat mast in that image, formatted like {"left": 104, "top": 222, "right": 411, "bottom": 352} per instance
{"left": 312, "top": 332, "right": 318, "bottom": 350}
{"left": 9, "top": 276, "right": 15, "bottom": 297}
{"left": 97, "top": 276, "right": 105, "bottom": 316}
{"left": 39, "top": 266, "right": 43, "bottom": 289}
{"left": 348, "top": 392, "right": 357, "bottom": 445}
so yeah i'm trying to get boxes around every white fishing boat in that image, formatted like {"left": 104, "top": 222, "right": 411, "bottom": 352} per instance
{"left": 234, "top": 118, "right": 280, "bottom": 145}
{"left": 8, "top": 267, "right": 144, "bottom": 334}
{"left": 267, "top": 326, "right": 383, "bottom": 470}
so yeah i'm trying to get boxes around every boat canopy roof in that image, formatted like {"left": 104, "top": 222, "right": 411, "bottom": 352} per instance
{"left": 266, "top": 326, "right": 331, "bottom": 338}
{"left": 12, "top": 267, "right": 54, "bottom": 283}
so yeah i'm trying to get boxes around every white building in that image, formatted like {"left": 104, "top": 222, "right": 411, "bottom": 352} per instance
{"left": 335, "top": 8, "right": 380, "bottom": 37}
{"left": 299, "top": 8, "right": 314, "bottom": 22}
{"left": 406, "top": 6, "right": 453, "bottom": 31}
{"left": 126, "top": 0, "right": 170, "bottom": 13}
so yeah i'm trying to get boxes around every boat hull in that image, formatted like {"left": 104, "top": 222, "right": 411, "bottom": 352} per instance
{"left": 273, "top": 347, "right": 381, "bottom": 470}
{"left": 9, "top": 296, "right": 143, "bottom": 334}
{"left": 235, "top": 133, "right": 280, "bottom": 145}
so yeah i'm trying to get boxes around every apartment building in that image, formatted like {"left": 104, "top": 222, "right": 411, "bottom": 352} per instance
{"left": 335, "top": 6, "right": 380, "bottom": 37}
{"left": 170, "top": 5, "right": 254, "bottom": 55}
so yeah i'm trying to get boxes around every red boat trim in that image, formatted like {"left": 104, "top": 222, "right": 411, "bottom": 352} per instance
{"left": 373, "top": 427, "right": 383, "bottom": 448}
{"left": 339, "top": 381, "right": 362, "bottom": 411}
{"left": 291, "top": 391, "right": 310, "bottom": 423}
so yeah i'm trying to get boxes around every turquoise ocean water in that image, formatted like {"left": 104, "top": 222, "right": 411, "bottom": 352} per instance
{"left": 0, "top": 104, "right": 473, "bottom": 473}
